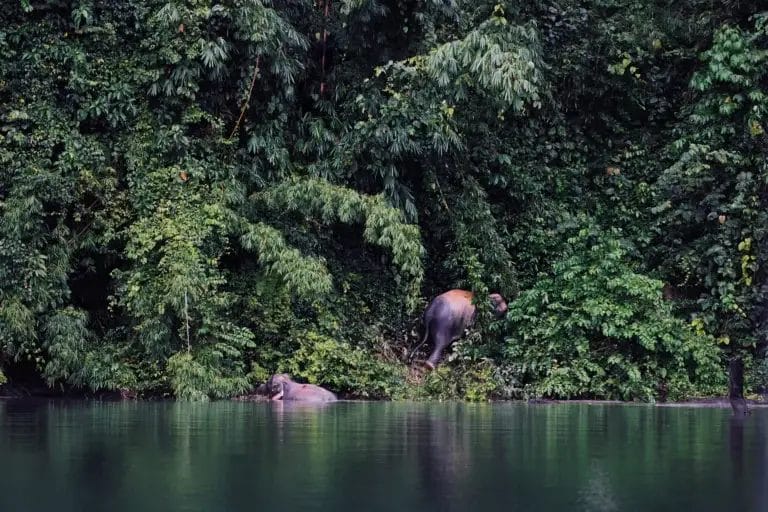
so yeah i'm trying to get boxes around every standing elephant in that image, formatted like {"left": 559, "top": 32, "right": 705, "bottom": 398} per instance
{"left": 267, "top": 374, "right": 338, "bottom": 402}
{"left": 414, "top": 289, "right": 508, "bottom": 369}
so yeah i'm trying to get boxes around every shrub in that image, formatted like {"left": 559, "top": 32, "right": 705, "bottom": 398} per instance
{"left": 279, "top": 332, "right": 406, "bottom": 399}
{"left": 167, "top": 351, "right": 251, "bottom": 401}
{"left": 503, "top": 224, "right": 725, "bottom": 401}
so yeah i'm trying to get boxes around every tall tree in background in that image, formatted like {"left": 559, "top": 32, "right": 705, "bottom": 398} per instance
{"left": 653, "top": 16, "right": 768, "bottom": 399}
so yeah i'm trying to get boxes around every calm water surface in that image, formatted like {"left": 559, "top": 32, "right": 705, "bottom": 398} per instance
{"left": 0, "top": 400, "right": 765, "bottom": 511}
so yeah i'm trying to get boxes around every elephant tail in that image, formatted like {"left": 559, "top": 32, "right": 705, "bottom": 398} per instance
{"left": 408, "top": 317, "right": 430, "bottom": 362}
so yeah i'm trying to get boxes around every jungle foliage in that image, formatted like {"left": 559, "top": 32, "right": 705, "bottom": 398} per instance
{"left": 0, "top": 0, "right": 766, "bottom": 401}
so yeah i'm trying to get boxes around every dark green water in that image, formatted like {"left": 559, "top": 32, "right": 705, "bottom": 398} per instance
{"left": 0, "top": 400, "right": 765, "bottom": 511}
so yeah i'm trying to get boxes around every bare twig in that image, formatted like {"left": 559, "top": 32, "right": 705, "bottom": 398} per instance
{"left": 229, "top": 56, "right": 261, "bottom": 139}
{"left": 320, "top": 0, "right": 331, "bottom": 96}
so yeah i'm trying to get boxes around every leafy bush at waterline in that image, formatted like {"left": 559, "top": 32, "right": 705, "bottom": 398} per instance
{"left": 504, "top": 224, "right": 725, "bottom": 401}
{"left": 278, "top": 332, "right": 406, "bottom": 399}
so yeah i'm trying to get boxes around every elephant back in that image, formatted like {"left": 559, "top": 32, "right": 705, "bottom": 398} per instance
{"left": 441, "top": 289, "right": 476, "bottom": 324}
{"left": 286, "top": 383, "right": 338, "bottom": 402}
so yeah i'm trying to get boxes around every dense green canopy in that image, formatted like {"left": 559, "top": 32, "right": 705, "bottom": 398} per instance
{"left": 0, "top": 0, "right": 765, "bottom": 401}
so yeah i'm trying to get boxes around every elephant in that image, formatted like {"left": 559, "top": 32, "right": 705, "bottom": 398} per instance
{"left": 413, "top": 289, "right": 508, "bottom": 370}
{"left": 267, "top": 374, "right": 338, "bottom": 402}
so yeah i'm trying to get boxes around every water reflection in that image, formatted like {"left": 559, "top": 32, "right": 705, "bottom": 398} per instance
{"left": 412, "top": 406, "right": 470, "bottom": 511}
{"left": 0, "top": 400, "right": 766, "bottom": 511}
{"left": 579, "top": 462, "right": 618, "bottom": 512}
{"left": 757, "top": 421, "right": 768, "bottom": 511}
{"left": 732, "top": 411, "right": 768, "bottom": 511}
{"left": 730, "top": 414, "right": 745, "bottom": 480}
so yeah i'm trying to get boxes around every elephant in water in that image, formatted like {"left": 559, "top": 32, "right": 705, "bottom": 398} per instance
{"left": 414, "top": 289, "right": 508, "bottom": 369}
{"left": 267, "top": 374, "right": 338, "bottom": 402}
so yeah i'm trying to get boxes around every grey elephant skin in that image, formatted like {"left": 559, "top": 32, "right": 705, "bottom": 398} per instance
{"left": 416, "top": 289, "right": 508, "bottom": 369}
{"left": 267, "top": 374, "right": 338, "bottom": 402}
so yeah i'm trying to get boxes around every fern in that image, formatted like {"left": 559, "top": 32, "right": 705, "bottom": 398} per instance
{"left": 424, "top": 6, "right": 545, "bottom": 111}
{"left": 256, "top": 177, "right": 425, "bottom": 307}
{"left": 240, "top": 222, "right": 333, "bottom": 297}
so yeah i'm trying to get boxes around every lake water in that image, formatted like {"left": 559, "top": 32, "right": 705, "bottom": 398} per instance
{"left": 0, "top": 400, "right": 765, "bottom": 511}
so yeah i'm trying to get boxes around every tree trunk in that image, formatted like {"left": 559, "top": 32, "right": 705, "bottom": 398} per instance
{"left": 729, "top": 357, "right": 748, "bottom": 416}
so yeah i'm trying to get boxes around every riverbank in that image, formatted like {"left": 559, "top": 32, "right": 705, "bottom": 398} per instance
{"left": 231, "top": 393, "right": 768, "bottom": 408}
{"left": 4, "top": 381, "right": 768, "bottom": 408}
{"left": 4, "top": 393, "right": 768, "bottom": 409}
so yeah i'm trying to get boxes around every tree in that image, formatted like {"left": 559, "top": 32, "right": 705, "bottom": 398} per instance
{"left": 653, "top": 18, "right": 768, "bottom": 398}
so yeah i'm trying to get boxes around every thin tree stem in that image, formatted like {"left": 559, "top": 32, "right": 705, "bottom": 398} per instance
{"left": 229, "top": 56, "right": 261, "bottom": 139}
{"left": 184, "top": 290, "right": 191, "bottom": 353}
{"left": 320, "top": 0, "right": 331, "bottom": 96}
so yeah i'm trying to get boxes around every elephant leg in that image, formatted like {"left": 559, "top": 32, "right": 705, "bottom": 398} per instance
{"left": 425, "top": 330, "right": 452, "bottom": 369}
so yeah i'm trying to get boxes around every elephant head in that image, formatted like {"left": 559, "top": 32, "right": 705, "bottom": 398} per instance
{"left": 488, "top": 293, "right": 508, "bottom": 317}
{"left": 415, "top": 289, "right": 508, "bottom": 370}
{"left": 266, "top": 373, "right": 338, "bottom": 402}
